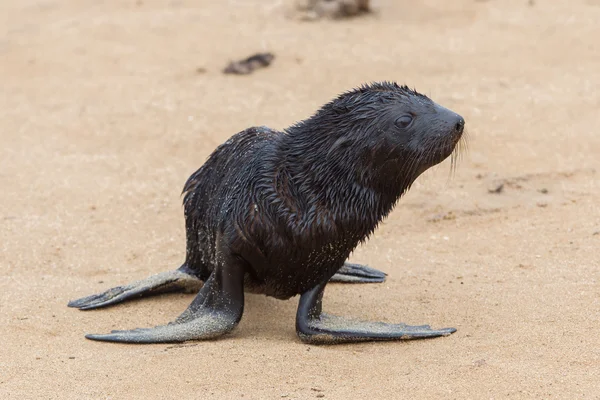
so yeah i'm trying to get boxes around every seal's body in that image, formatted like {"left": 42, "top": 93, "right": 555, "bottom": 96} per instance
{"left": 69, "top": 82, "right": 465, "bottom": 344}
{"left": 182, "top": 125, "right": 393, "bottom": 300}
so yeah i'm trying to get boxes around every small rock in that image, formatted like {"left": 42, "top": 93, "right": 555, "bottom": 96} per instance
{"left": 538, "top": 188, "right": 548, "bottom": 194}
{"left": 488, "top": 182, "right": 504, "bottom": 194}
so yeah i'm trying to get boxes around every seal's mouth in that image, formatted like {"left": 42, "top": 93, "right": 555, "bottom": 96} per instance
{"left": 427, "top": 116, "right": 466, "bottom": 169}
{"left": 397, "top": 114, "right": 466, "bottom": 179}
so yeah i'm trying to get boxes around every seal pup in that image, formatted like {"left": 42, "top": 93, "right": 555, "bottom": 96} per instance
{"left": 69, "top": 82, "right": 465, "bottom": 344}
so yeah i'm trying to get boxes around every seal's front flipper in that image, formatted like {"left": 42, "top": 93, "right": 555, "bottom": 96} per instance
{"left": 296, "top": 282, "right": 456, "bottom": 345}
{"left": 68, "top": 265, "right": 203, "bottom": 310}
{"left": 329, "top": 262, "right": 387, "bottom": 284}
{"left": 84, "top": 259, "right": 246, "bottom": 344}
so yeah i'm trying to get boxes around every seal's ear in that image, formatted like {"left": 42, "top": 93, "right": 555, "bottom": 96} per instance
{"left": 327, "top": 136, "right": 353, "bottom": 158}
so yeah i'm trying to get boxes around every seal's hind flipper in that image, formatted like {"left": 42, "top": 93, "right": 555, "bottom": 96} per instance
{"left": 296, "top": 281, "right": 456, "bottom": 345}
{"left": 329, "top": 262, "right": 387, "bottom": 284}
{"left": 84, "top": 260, "right": 246, "bottom": 344}
{"left": 68, "top": 265, "right": 203, "bottom": 310}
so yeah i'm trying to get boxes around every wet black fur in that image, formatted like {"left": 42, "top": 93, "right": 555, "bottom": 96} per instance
{"left": 181, "top": 81, "right": 463, "bottom": 299}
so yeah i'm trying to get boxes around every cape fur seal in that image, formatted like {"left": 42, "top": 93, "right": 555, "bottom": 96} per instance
{"left": 69, "top": 82, "right": 465, "bottom": 344}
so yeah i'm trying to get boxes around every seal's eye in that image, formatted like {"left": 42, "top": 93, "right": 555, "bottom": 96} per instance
{"left": 395, "top": 115, "right": 413, "bottom": 129}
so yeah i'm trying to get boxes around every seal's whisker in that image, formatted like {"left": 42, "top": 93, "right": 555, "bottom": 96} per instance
{"left": 461, "top": 128, "right": 470, "bottom": 153}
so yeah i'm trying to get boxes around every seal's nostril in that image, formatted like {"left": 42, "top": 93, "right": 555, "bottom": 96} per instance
{"left": 454, "top": 118, "right": 465, "bottom": 134}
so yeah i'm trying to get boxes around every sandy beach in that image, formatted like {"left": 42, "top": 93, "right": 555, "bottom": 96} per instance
{"left": 1, "top": 0, "right": 599, "bottom": 398}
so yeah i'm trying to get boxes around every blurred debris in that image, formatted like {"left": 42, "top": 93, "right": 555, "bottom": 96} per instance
{"left": 517, "top": 263, "right": 535, "bottom": 270}
{"left": 294, "top": 0, "right": 370, "bottom": 20}
{"left": 428, "top": 211, "right": 456, "bottom": 223}
{"left": 223, "top": 53, "right": 275, "bottom": 75}
{"left": 472, "top": 359, "right": 487, "bottom": 367}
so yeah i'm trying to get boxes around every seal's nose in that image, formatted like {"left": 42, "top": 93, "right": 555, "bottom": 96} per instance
{"left": 454, "top": 116, "right": 465, "bottom": 135}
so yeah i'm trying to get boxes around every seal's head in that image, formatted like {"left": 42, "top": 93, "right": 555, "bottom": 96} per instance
{"left": 374, "top": 85, "right": 464, "bottom": 167}
{"left": 285, "top": 81, "right": 465, "bottom": 197}
{"left": 333, "top": 82, "right": 464, "bottom": 170}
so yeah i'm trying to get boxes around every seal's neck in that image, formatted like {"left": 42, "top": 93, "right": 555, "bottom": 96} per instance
{"left": 279, "top": 115, "right": 417, "bottom": 236}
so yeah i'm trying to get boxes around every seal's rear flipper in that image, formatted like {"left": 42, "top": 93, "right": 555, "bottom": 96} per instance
{"left": 329, "top": 262, "right": 387, "bottom": 284}
{"left": 83, "top": 261, "right": 246, "bottom": 344}
{"left": 296, "top": 281, "right": 456, "bottom": 344}
{"left": 67, "top": 265, "right": 203, "bottom": 310}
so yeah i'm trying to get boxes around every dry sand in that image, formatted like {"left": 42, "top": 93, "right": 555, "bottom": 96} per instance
{"left": 1, "top": 0, "right": 599, "bottom": 398}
